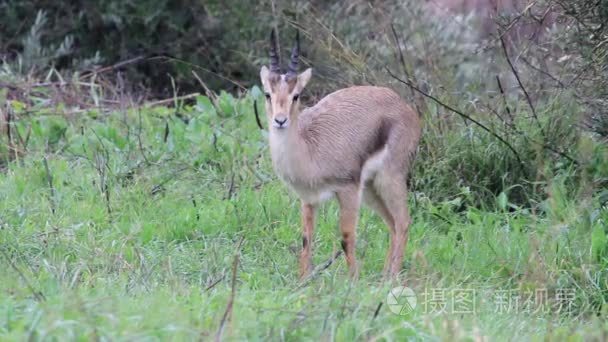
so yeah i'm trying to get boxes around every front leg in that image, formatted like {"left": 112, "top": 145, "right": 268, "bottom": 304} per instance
{"left": 337, "top": 186, "right": 361, "bottom": 278}
{"left": 299, "top": 202, "right": 316, "bottom": 279}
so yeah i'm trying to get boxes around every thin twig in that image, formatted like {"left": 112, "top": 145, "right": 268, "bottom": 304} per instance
{"left": 475, "top": 0, "right": 539, "bottom": 54}
{"left": 205, "top": 275, "right": 226, "bottom": 292}
{"left": 0, "top": 248, "right": 45, "bottom": 301}
{"left": 390, "top": 23, "right": 426, "bottom": 116}
{"left": 495, "top": 46, "right": 579, "bottom": 164}
{"left": 152, "top": 55, "right": 246, "bottom": 90}
{"left": 13, "top": 121, "right": 31, "bottom": 153}
{"left": 499, "top": 35, "right": 546, "bottom": 138}
{"left": 225, "top": 172, "right": 236, "bottom": 200}
{"left": 495, "top": 75, "right": 513, "bottom": 121}
{"left": 215, "top": 236, "right": 245, "bottom": 342}
{"left": 519, "top": 55, "right": 567, "bottom": 89}
{"left": 137, "top": 109, "right": 151, "bottom": 165}
{"left": 297, "top": 250, "right": 343, "bottom": 289}
{"left": 5, "top": 106, "right": 14, "bottom": 161}
{"left": 372, "top": 302, "right": 383, "bottom": 320}
{"left": 313, "top": 250, "right": 343, "bottom": 275}
{"left": 42, "top": 157, "right": 56, "bottom": 214}
{"left": 253, "top": 101, "right": 264, "bottom": 130}
{"left": 81, "top": 55, "right": 147, "bottom": 78}
{"left": 163, "top": 121, "right": 170, "bottom": 144}
{"left": 192, "top": 71, "right": 218, "bottom": 105}
{"left": 338, "top": 276, "right": 356, "bottom": 320}
{"left": 91, "top": 129, "right": 112, "bottom": 217}
{"left": 386, "top": 68, "right": 580, "bottom": 169}
{"left": 192, "top": 197, "right": 200, "bottom": 221}
{"left": 386, "top": 68, "right": 526, "bottom": 170}
{"left": 145, "top": 93, "right": 200, "bottom": 107}
{"left": 390, "top": 24, "right": 415, "bottom": 99}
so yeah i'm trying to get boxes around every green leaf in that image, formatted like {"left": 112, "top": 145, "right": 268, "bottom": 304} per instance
{"left": 45, "top": 118, "right": 68, "bottom": 145}
{"left": 10, "top": 100, "right": 27, "bottom": 113}
{"left": 591, "top": 225, "right": 607, "bottom": 262}
{"left": 217, "top": 91, "right": 235, "bottom": 116}
{"left": 497, "top": 192, "right": 508, "bottom": 211}
{"left": 250, "top": 85, "right": 263, "bottom": 100}
{"left": 195, "top": 95, "right": 215, "bottom": 115}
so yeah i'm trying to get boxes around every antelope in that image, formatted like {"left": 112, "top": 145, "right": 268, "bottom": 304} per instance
{"left": 259, "top": 30, "right": 421, "bottom": 278}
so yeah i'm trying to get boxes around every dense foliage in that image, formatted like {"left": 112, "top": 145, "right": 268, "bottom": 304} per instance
{"left": 0, "top": 0, "right": 265, "bottom": 95}
{"left": 554, "top": 0, "right": 608, "bottom": 137}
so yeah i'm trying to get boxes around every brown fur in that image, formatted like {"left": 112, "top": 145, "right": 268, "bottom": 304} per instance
{"left": 261, "top": 68, "right": 421, "bottom": 279}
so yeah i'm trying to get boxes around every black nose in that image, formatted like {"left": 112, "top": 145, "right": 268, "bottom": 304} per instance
{"left": 275, "top": 117, "right": 287, "bottom": 126}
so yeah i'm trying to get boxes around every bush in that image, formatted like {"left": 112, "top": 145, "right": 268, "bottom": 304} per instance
{"left": 552, "top": 0, "right": 608, "bottom": 139}
{"left": 0, "top": 0, "right": 266, "bottom": 96}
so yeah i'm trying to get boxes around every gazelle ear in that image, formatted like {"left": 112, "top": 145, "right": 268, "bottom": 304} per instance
{"left": 296, "top": 68, "right": 312, "bottom": 91}
{"left": 260, "top": 65, "right": 271, "bottom": 89}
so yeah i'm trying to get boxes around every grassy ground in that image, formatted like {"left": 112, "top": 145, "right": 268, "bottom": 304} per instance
{"left": 1, "top": 91, "right": 607, "bottom": 341}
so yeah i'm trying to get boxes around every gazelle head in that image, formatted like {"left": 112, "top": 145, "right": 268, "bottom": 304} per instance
{"left": 260, "top": 30, "right": 312, "bottom": 130}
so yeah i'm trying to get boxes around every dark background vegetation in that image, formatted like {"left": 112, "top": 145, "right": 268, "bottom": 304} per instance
{"left": 0, "top": 0, "right": 264, "bottom": 95}
{"left": 1, "top": 0, "right": 607, "bottom": 206}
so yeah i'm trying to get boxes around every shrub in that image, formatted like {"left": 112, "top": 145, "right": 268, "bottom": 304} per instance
{"left": 0, "top": 0, "right": 265, "bottom": 96}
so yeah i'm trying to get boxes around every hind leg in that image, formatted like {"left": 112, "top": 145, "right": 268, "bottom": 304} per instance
{"left": 363, "top": 182, "right": 395, "bottom": 229}
{"left": 363, "top": 184, "right": 397, "bottom": 274}
{"left": 373, "top": 172, "right": 411, "bottom": 277}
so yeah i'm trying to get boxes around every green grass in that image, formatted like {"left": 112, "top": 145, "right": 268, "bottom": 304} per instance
{"left": 1, "top": 91, "right": 607, "bottom": 341}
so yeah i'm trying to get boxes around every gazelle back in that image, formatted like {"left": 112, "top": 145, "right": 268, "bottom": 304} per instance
{"left": 259, "top": 30, "right": 421, "bottom": 278}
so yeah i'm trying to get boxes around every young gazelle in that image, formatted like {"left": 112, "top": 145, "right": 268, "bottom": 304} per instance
{"left": 259, "top": 30, "right": 421, "bottom": 278}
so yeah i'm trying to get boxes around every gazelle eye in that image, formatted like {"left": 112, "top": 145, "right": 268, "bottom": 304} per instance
{"left": 264, "top": 93, "right": 271, "bottom": 100}
{"left": 292, "top": 94, "right": 299, "bottom": 102}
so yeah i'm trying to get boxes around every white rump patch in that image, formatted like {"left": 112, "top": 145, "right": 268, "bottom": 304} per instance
{"left": 361, "top": 146, "right": 388, "bottom": 182}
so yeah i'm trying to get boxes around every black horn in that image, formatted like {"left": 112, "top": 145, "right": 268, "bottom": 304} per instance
{"left": 269, "top": 29, "right": 281, "bottom": 74}
{"left": 287, "top": 31, "right": 300, "bottom": 77}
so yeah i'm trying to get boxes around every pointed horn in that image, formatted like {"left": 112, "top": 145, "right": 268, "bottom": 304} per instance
{"left": 287, "top": 31, "right": 300, "bottom": 77}
{"left": 269, "top": 29, "right": 281, "bottom": 74}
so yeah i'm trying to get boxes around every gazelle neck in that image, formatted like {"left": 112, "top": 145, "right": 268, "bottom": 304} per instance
{"left": 268, "top": 118, "right": 311, "bottom": 183}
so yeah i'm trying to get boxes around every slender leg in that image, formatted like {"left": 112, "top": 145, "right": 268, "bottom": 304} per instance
{"left": 374, "top": 174, "right": 411, "bottom": 278}
{"left": 386, "top": 200, "right": 410, "bottom": 277}
{"left": 299, "top": 202, "right": 315, "bottom": 279}
{"left": 336, "top": 186, "right": 361, "bottom": 278}
{"left": 363, "top": 185, "right": 396, "bottom": 275}
{"left": 363, "top": 184, "right": 395, "bottom": 229}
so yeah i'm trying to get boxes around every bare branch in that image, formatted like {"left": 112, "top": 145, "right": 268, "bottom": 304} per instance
{"left": 495, "top": 75, "right": 513, "bottom": 122}
{"left": 372, "top": 302, "right": 383, "bottom": 320}
{"left": 81, "top": 55, "right": 147, "bottom": 79}
{"left": 499, "top": 35, "right": 545, "bottom": 138}
{"left": 42, "top": 157, "right": 56, "bottom": 214}
{"left": 205, "top": 275, "right": 226, "bottom": 292}
{"left": 386, "top": 68, "right": 526, "bottom": 170}
{"left": 390, "top": 23, "right": 427, "bottom": 116}
{"left": 145, "top": 92, "right": 200, "bottom": 107}
{"left": 215, "top": 236, "right": 245, "bottom": 342}
{"left": 5, "top": 106, "right": 14, "bottom": 161}
{"left": 297, "top": 250, "right": 343, "bottom": 289}
{"left": 0, "top": 247, "right": 45, "bottom": 302}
